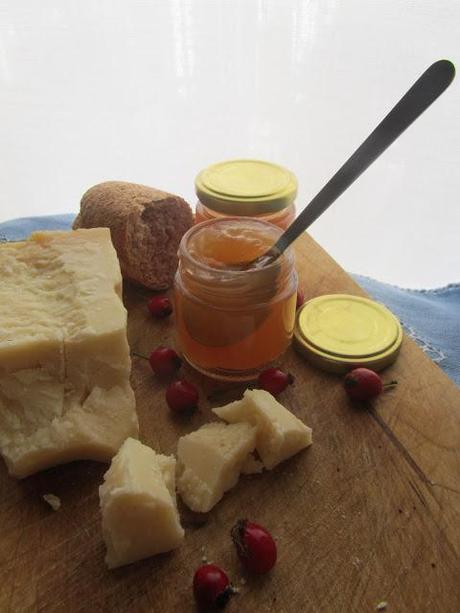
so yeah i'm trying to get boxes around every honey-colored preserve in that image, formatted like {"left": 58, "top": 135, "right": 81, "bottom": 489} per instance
{"left": 174, "top": 219, "right": 297, "bottom": 380}
{"left": 194, "top": 201, "right": 296, "bottom": 230}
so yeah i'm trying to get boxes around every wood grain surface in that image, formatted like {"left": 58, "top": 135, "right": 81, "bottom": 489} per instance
{"left": 1, "top": 233, "right": 459, "bottom": 613}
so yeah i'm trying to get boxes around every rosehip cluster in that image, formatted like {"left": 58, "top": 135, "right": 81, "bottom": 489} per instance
{"left": 193, "top": 520, "right": 277, "bottom": 610}
{"left": 147, "top": 296, "right": 200, "bottom": 413}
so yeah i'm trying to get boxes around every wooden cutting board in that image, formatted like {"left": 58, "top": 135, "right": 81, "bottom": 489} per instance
{"left": 1, "top": 233, "right": 459, "bottom": 613}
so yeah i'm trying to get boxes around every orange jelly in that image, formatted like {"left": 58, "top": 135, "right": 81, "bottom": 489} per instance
{"left": 194, "top": 200, "right": 296, "bottom": 231}
{"left": 174, "top": 218, "right": 297, "bottom": 381}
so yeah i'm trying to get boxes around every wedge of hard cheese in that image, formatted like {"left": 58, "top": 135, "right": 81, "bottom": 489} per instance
{"left": 213, "top": 389, "right": 312, "bottom": 469}
{"left": 177, "top": 422, "right": 257, "bottom": 513}
{"left": 99, "top": 438, "right": 184, "bottom": 569}
{"left": 0, "top": 229, "right": 138, "bottom": 478}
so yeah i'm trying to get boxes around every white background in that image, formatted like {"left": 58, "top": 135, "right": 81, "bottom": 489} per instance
{"left": 0, "top": 0, "right": 458, "bottom": 287}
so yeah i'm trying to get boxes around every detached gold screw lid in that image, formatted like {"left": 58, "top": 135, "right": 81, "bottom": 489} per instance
{"left": 294, "top": 294, "right": 403, "bottom": 373}
{"left": 195, "top": 159, "right": 297, "bottom": 215}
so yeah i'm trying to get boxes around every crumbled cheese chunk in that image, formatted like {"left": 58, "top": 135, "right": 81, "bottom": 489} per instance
{"left": 99, "top": 438, "right": 184, "bottom": 569}
{"left": 213, "top": 388, "right": 312, "bottom": 469}
{"left": 177, "top": 422, "right": 256, "bottom": 513}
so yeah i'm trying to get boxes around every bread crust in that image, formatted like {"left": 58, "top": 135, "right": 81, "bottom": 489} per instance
{"left": 73, "top": 181, "right": 194, "bottom": 290}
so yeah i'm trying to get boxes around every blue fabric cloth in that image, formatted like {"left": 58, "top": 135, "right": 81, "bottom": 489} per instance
{"left": 353, "top": 275, "right": 459, "bottom": 386}
{"left": 0, "top": 214, "right": 76, "bottom": 242}
{"left": 1, "top": 214, "right": 459, "bottom": 386}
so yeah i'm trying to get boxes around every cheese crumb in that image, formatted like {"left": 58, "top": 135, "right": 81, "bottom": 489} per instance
{"left": 42, "top": 494, "right": 61, "bottom": 511}
{"left": 376, "top": 602, "right": 388, "bottom": 611}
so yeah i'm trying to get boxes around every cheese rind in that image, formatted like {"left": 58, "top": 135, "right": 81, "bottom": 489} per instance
{"left": 177, "top": 422, "right": 257, "bottom": 513}
{"left": 0, "top": 229, "right": 138, "bottom": 477}
{"left": 213, "top": 389, "right": 312, "bottom": 469}
{"left": 99, "top": 438, "right": 184, "bottom": 569}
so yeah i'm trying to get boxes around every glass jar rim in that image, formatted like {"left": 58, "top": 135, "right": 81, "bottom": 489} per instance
{"left": 178, "top": 217, "right": 294, "bottom": 276}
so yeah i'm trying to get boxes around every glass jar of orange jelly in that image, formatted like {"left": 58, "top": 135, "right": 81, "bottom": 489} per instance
{"left": 194, "top": 159, "right": 297, "bottom": 230}
{"left": 174, "top": 218, "right": 298, "bottom": 381}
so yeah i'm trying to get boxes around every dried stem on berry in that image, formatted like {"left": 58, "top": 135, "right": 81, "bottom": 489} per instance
{"left": 231, "top": 519, "right": 249, "bottom": 560}
{"left": 215, "top": 586, "right": 235, "bottom": 609}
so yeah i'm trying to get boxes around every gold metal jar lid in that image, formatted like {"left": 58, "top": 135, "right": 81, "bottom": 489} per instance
{"left": 293, "top": 294, "right": 403, "bottom": 373}
{"left": 195, "top": 159, "right": 298, "bottom": 215}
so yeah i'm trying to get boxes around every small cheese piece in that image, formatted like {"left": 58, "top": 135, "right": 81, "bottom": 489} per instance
{"left": 177, "top": 422, "right": 257, "bottom": 513}
{"left": 213, "top": 389, "right": 312, "bottom": 469}
{"left": 0, "top": 229, "right": 138, "bottom": 478}
{"left": 99, "top": 438, "right": 184, "bottom": 569}
{"left": 42, "top": 493, "right": 61, "bottom": 511}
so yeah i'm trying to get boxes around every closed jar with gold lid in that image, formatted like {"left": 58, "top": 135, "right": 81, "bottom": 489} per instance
{"left": 194, "top": 159, "right": 297, "bottom": 230}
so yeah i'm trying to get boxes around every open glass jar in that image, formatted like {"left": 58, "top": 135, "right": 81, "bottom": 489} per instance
{"left": 174, "top": 218, "right": 298, "bottom": 381}
{"left": 194, "top": 159, "right": 297, "bottom": 230}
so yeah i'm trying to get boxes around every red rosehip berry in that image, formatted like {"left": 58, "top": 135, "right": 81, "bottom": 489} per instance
{"left": 193, "top": 564, "right": 234, "bottom": 610}
{"left": 344, "top": 367, "right": 397, "bottom": 401}
{"left": 148, "top": 295, "right": 172, "bottom": 318}
{"left": 296, "top": 288, "right": 305, "bottom": 309}
{"left": 231, "top": 519, "right": 277, "bottom": 575}
{"left": 166, "top": 379, "right": 199, "bottom": 413}
{"left": 149, "top": 346, "right": 182, "bottom": 377}
{"left": 257, "top": 368, "right": 294, "bottom": 396}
